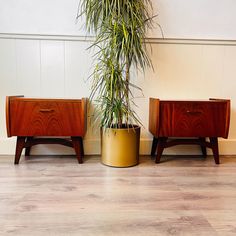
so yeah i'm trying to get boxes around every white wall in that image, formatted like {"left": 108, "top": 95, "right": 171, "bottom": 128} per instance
{"left": 1, "top": 0, "right": 236, "bottom": 39}
{"left": 1, "top": 36, "right": 236, "bottom": 156}
{"left": 1, "top": 0, "right": 236, "bottom": 156}
{"left": 0, "top": 0, "right": 82, "bottom": 36}
{"left": 152, "top": 0, "right": 236, "bottom": 39}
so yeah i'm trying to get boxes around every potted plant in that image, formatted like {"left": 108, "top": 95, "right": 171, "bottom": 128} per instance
{"left": 78, "top": 0, "right": 155, "bottom": 167}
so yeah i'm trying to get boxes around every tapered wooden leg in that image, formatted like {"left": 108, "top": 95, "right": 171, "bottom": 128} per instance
{"left": 155, "top": 137, "right": 167, "bottom": 164}
{"left": 14, "top": 136, "right": 26, "bottom": 164}
{"left": 151, "top": 137, "right": 158, "bottom": 156}
{"left": 80, "top": 138, "right": 84, "bottom": 157}
{"left": 25, "top": 136, "right": 33, "bottom": 156}
{"left": 199, "top": 137, "right": 207, "bottom": 156}
{"left": 210, "top": 137, "right": 220, "bottom": 164}
{"left": 71, "top": 137, "right": 83, "bottom": 164}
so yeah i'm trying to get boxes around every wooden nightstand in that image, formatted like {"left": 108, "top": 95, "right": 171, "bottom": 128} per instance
{"left": 149, "top": 98, "right": 230, "bottom": 164}
{"left": 6, "top": 96, "right": 87, "bottom": 164}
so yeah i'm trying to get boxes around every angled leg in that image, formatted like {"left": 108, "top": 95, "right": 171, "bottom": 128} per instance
{"left": 71, "top": 137, "right": 83, "bottom": 164}
{"left": 199, "top": 137, "right": 207, "bottom": 157}
{"left": 210, "top": 137, "right": 220, "bottom": 164}
{"left": 155, "top": 137, "right": 168, "bottom": 164}
{"left": 80, "top": 137, "right": 84, "bottom": 157}
{"left": 14, "top": 136, "right": 26, "bottom": 164}
{"left": 151, "top": 137, "right": 158, "bottom": 156}
{"left": 25, "top": 136, "right": 33, "bottom": 156}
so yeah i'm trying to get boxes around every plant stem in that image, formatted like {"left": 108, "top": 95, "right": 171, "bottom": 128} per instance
{"left": 125, "top": 60, "right": 130, "bottom": 126}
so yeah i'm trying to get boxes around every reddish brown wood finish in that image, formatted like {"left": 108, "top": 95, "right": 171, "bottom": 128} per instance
{"left": 6, "top": 95, "right": 24, "bottom": 137}
{"left": 8, "top": 98, "right": 86, "bottom": 137}
{"left": 6, "top": 96, "right": 87, "bottom": 164}
{"left": 149, "top": 98, "right": 160, "bottom": 137}
{"left": 149, "top": 98, "right": 230, "bottom": 164}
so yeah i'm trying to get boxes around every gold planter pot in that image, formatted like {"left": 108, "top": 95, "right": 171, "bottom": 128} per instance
{"left": 101, "top": 126, "right": 140, "bottom": 167}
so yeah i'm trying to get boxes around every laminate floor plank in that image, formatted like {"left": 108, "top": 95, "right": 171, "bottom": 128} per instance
{"left": 0, "top": 155, "right": 236, "bottom": 235}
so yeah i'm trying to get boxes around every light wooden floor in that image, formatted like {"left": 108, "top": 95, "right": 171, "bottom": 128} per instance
{"left": 1, "top": 155, "right": 236, "bottom": 236}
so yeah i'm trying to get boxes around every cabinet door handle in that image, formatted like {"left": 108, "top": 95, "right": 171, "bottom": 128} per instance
{"left": 39, "top": 109, "right": 54, "bottom": 113}
{"left": 186, "top": 110, "right": 202, "bottom": 115}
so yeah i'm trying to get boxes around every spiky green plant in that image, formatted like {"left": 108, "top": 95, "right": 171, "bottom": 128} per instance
{"left": 78, "top": 0, "right": 154, "bottom": 128}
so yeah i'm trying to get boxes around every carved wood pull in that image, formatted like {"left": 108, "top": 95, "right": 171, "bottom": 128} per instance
{"left": 39, "top": 109, "right": 54, "bottom": 113}
{"left": 186, "top": 110, "right": 202, "bottom": 115}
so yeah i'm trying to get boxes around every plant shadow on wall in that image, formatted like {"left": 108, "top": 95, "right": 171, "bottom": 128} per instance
{"left": 77, "top": 0, "right": 159, "bottom": 167}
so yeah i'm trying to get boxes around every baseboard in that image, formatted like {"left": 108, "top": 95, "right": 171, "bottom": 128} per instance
{"left": 1, "top": 137, "right": 236, "bottom": 156}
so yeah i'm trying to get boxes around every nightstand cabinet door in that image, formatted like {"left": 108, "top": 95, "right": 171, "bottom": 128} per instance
{"left": 9, "top": 99, "right": 86, "bottom": 137}
{"left": 159, "top": 101, "right": 229, "bottom": 137}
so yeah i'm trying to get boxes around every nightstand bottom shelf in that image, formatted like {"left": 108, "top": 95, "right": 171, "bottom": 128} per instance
{"left": 151, "top": 137, "right": 219, "bottom": 164}
{"left": 14, "top": 136, "right": 84, "bottom": 164}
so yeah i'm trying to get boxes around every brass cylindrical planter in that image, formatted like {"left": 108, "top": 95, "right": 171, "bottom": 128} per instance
{"left": 101, "top": 126, "right": 140, "bottom": 167}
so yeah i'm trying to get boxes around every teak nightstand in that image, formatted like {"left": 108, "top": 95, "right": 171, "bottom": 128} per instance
{"left": 6, "top": 96, "right": 87, "bottom": 164}
{"left": 149, "top": 98, "right": 230, "bottom": 164}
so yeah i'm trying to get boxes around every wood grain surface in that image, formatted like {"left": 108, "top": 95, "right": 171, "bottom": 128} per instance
{"left": 0, "top": 155, "right": 236, "bottom": 235}
{"left": 7, "top": 97, "right": 87, "bottom": 137}
{"left": 149, "top": 98, "right": 230, "bottom": 164}
{"left": 159, "top": 101, "right": 230, "bottom": 137}
{"left": 149, "top": 99, "right": 230, "bottom": 138}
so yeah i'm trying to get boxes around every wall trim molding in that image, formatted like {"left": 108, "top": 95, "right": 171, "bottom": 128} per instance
{"left": 1, "top": 33, "right": 236, "bottom": 46}
{"left": 0, "top": 33, "right": 94, "bottom": 42}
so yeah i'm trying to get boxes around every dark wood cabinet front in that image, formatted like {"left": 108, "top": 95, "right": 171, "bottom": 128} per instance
{"left": 159, "top": 101, "right": 229, "bottom": 138}
{"left": 6, "top": 96, "right": 87, "bottom": 164}
{"left": 149, "top": 98, "right": 230, "bottom": 164}
{"left": 9, "top": 99, "right": 86, "bottom": 136}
